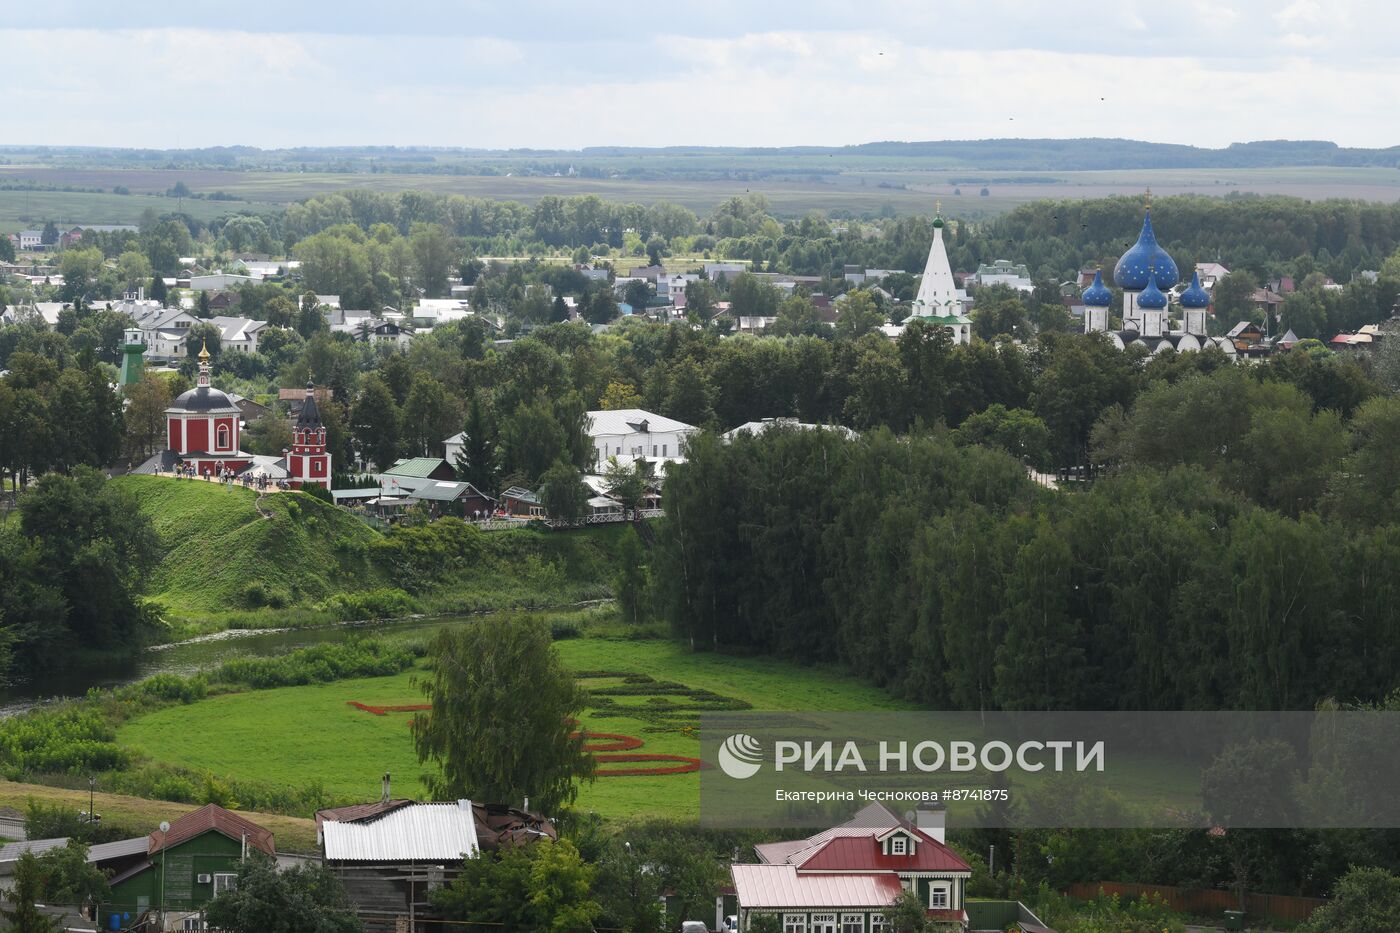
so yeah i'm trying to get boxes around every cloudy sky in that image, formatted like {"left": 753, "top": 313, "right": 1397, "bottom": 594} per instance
{"left": 4, "top": 0, "right": 1397, "bottom": 150}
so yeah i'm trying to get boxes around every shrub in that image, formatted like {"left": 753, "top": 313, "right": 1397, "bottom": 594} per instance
{"left": 374, "top": 518, "right": 485, "bottom": 591}
{"left": 550, "top": 620, "right": 582, "bottom": 640}
{"left": 211, "top": 638, "right": 417, "bottom": 689}
{"left": 320, "top": 588, "right": 416, "bottom": 620}
{"left": 0, "top": 706, "right": 128, "bottom": 776}
{"left": 298, "top": 484, "right": 334, "bottom": 505}
{"left": 119, "top": 673, "right": 208, "bottom": 704}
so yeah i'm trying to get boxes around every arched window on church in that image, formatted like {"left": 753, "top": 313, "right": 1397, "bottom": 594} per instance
{"left": 217, "top": 423, "right": 230, "bottom": 450}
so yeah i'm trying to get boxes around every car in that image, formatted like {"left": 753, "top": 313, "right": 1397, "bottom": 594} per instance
{"left": 721, "top": 916, "right": 740, "bottom": 933}
{"left": 680, "top": 922, "right": 709, "bottom": 933}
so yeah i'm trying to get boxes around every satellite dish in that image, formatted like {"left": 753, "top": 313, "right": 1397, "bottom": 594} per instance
{"left": 159, "top": 821, "right": 171, "bottom": 833}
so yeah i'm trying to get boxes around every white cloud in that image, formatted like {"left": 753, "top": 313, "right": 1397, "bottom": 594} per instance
{"left": 3, "top": 6, "right": 1400, "bottom": 149}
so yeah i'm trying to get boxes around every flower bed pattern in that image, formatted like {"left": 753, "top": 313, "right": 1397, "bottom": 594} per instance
{"left": 345, "top": 701, "right": 698, "bottom": 776}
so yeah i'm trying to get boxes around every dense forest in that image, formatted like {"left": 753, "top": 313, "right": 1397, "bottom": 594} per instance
{"left": 655, "top": 382, "right": 1400, "bottom": 711}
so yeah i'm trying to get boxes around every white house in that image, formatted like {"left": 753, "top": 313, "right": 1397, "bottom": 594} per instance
{"left": 208, "top": 316, "right": 269, "bottom": 354}
{"left": 17, "top": 231, "right": 43, "bottom": 251}
{"left": 133, "top": 307, "right": 201, "bottom": 361}
{"left": 970, "top": 259, "right": 1034, "bottom": 293}
{"left": 586, "top": 409, "right": 697, "bottom": 470}
{"left": 1194, "top": 262, "right": 1230, "bottom": 290}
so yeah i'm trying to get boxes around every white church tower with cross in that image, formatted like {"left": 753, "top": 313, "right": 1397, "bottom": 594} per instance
{"left": 907, "top": 202, "right": 972, "bottom": 344}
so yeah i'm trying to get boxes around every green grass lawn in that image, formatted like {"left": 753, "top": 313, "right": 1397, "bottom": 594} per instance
{"left": 116, "top": 637, "right": 911, "bottom": 821}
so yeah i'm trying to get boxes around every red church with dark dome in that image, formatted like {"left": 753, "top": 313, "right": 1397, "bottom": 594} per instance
{"left": 164, "top": 343, "right": 251, "bottom": 476}
{"left": 133, "top": 343, "right": 331, "bottom": 488}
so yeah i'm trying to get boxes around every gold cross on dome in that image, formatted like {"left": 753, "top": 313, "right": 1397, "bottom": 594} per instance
{"left": 1145, "top": 188, "right": 1152, "bottom": 209}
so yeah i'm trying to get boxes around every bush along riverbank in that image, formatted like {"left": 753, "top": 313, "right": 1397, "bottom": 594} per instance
{"left": 0, "top": 638, "right": 423, "bottom": 818}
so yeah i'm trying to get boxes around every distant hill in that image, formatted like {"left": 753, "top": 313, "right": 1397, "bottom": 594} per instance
{"left": 5, "top": 138, "right": 1400, "bottom": 174}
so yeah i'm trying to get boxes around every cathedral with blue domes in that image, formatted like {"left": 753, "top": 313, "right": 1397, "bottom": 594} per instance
{"left": 1083, "top": 200, "right": 1236, "bottom": 358}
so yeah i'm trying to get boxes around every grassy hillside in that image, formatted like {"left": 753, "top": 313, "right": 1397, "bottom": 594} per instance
{"left": 0, "top": 779, "right": 319, "bottom": 852}
{"left": 113, "top": 475, "right": 621, "bottom": 631}
{"left": 113, "top": 475, "right": 388, "bottom": 620}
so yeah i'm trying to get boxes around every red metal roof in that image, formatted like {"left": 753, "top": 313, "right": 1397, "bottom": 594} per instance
{"left": 730, "top": 864, "right": 903, "bottom": 909}
{"left": 798, "top": 832, "right": 971, "bottom": 873}
{"left": 148, "top": 804, "right": 275, "bottom": 857}
{"left": 315, "top": 800, "right": 415, "bottom": 831}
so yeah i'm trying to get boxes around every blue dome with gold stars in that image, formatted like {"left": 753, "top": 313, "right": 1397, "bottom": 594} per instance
{"left": 1180, "top": 271, "right": 1211, "bottom": 308}
{"left": 1137, "top": 275, "right": 1168, "bottom": 310}
{"left": 1082, "top": 270, "right": 1112, "bottom": 307}
{"left": 1113, "top": 209, "right": 1179, "bottom": 291}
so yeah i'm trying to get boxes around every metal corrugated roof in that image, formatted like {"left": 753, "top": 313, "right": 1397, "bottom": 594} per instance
{"left": 0, "top": 837, "right": 70, "bottom": 864}
{"left": 86, "top": 836, "right": 149, "bottom": 863}
{"left": 730, "top": 864, "right": 902, "bottom": 909}
{"left": 384, "top": 458, "right": 451, "bottom": 479}
{"left": 322, "top": 801, "right": 480, "bottom": 862}
{"left": 586, "top": 408, "right": 696, "bottom": 437}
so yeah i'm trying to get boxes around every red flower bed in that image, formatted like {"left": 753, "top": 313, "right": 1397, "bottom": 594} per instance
{"left": 347, "top": 702, "right": 430, "bottom": 716}
{"left": 580, "top": 732, "right": 644, "bottom": 752}
{"left": 346, "top": 702, "right": 694, "bottom": 776}
{"left": 593, "top": 753, "right": 704, "bottom": 777}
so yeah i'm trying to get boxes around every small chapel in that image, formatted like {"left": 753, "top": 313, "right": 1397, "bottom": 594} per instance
{"left": 133, "top": 343, "right": 332, "bottom": 488}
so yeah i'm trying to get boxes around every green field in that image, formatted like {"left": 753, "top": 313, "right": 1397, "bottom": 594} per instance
{"left": 0, "top": 187, "right": 277, "bottom": 233}
{"left": 116, "top": 636, "right": 913, "bottom": 821}
{"left": 3, "top": 162, "right": 1399, "bottom": 227}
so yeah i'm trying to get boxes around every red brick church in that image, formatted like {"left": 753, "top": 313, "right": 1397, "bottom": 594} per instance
{"left": 134, "top": 343, "right": 331, "bottom": 488}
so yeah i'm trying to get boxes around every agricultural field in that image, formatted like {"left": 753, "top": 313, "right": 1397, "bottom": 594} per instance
{"left": 115, "top": 636, "right": 913, "bottom": 821}
{"left": 3, "top": 162, "right": 1400, "bottom": 225}
{"left": 0, "top": 187, "right": 278, "bottom": 233}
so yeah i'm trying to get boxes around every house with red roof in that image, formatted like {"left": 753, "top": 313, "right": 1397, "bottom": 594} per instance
{"left": 733, "top": 804, "right": 1054, "bottom": 933}
{"left": 733, "top": 803, "right": 972, "bottom": 931}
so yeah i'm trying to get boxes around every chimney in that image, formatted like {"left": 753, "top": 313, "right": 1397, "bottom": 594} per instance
{"left": 914, "top": 804, "right": 946, "bottom": 844}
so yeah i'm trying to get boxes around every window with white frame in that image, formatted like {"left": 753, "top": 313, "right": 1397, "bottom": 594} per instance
{"left": 783, "top": 914, "right": 807, "bottom": 933}
{"left": 841, "top": 914, "right": 864, "bottom": 933}
{"left": 929, "top": 884, "right": 950, "bottom": 909}
{"left": 870, "top": 914, "right": 886, "bottom": 933}
{"left": 213, "top": 872, "right": 238, "bottom": 895}
{"left": 216, "top": 423, "right": 230, "bottom": 450}
{"left": 810, "top": 915, "right": 837, "bottom": 933}
{"left": 181, "top": 919, "right": 208, "bottom": 932}
{"left": 890, "top": 835, "right": 907, "bottom": 855}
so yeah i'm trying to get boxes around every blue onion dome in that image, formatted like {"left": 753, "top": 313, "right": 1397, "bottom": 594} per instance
{"left": 1081, "top": 269, "right": 1112, "bottom": 307}
{"left": 1137, "top": 274, "right": 1168, "bottom": 310}
{"left": 1180, "top": 271, "right": 1211, "bottom": 308}
{"left": 1113, "top": 209, "right": 1180, "bottom": 291}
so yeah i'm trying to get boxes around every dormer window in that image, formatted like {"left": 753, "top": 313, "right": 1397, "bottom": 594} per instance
{"left": 890, "top": 836, "right": 907, "bottom": 856}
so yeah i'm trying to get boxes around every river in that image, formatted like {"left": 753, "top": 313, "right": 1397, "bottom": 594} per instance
{"left": 0, "top": 617, "right": 465, "bottom": 717}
